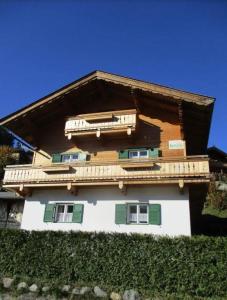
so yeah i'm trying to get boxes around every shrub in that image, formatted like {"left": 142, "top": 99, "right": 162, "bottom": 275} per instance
{"left": 0, "top": 229, "right": 226, "bottom": 298}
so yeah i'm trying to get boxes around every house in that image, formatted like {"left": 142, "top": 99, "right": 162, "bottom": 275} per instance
{"left": 207, "top": 146, "right": 227, "bottom": 192}
{"left": 0, "top": 71, "right": 214, "bottom": 236}
{"left": 208, "top": 146, "right": 227, "bottom": 175}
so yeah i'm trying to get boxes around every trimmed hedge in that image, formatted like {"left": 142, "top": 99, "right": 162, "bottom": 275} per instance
{"left": 0, "top": 230, "right": 226, "bottom": 298}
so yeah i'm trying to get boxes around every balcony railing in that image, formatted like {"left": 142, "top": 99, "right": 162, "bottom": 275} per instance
{"left": 3, "top": 156, "right": 210, "bottom": 188}
{"left": 65, "top": 109, "right": 137, "bottom": 139}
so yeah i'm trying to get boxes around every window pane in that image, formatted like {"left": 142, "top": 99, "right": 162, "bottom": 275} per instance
{"left": 140, "top": 205, "right": 147, "bottom": 214}
{"left": 128, "top": 205, "right": 137, "bottom": 223}
{"left": 139, "top": 150, "right": 148, "bottom": 158}
{"left": 67, "top": 205, "right": 73, "bottom": 213}
{"left": 129, "top": 151, "right": 138, "bottom": 158}
{"left": 129, "top": 213, "right": 137, "bottom": 223}
{"left": 57, "top": 205, "right": 65, "bottom": 213}
{"left": 71, "top": 154, "right": 79, "bottom": 161}
{"left": 139, "top": 205, "right": 148, "bottom": 224}
{"left": 64, "top": 213, "right": 73, "bottom": 222}
{"left": 130, "top": 205, "right": 137, "bottom": 214}
{"left": 62, "top": 155, "right": 70, "bottom": 162}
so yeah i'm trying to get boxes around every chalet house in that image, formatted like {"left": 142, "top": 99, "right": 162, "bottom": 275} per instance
{"left": 0, "top": 71, "right": 214, "bottom": 236}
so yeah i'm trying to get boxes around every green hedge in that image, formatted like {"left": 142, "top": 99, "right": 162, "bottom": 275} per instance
{"left": 0, "top": 229, "right": 226, "bottom": 298}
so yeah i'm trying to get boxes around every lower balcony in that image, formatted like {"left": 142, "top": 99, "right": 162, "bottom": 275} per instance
{"left": 3, "top": 156, "right": 210, "bottom": 196}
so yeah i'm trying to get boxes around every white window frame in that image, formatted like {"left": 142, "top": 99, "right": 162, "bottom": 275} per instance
{"left": 129, "top": 150, "right": 149, "bottom": 159}
{"left": 127, "top": 204, "right": 149, "bottom": 224}
{"left": 55, "top": 203, "right": 74, "bottom": 223}
{"left": 62, "top": 153, "right": 79, "bottom": 163}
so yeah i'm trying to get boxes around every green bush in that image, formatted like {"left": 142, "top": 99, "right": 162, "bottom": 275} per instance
{"left": 0, "top": 230, "right": 226, "bottom": 298}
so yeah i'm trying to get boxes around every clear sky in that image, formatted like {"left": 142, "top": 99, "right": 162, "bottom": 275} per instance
{"left": 0, "top": 0, "right": 226, "bottom": 151}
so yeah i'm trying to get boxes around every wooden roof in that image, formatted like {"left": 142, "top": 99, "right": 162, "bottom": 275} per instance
{"left": 0, "top": 70, "right": 214, "bottom": 125}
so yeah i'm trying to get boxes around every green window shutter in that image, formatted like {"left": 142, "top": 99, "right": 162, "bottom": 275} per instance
{"left": 115, "top": 204, "right": 127, "bottom": 224}
{"left": 149, "top": 204, "right": 161, "bottom": 225}
{"left": 43, "top": 204, "right": 56, "bottom": 222}
{"left": 52, "top": 153, "right": 62, "bottom": 163}
{"left": 118, "top": 150, "right": 129, "bottom": 159}
{"left": 78, "top": 152, "right": 87, "bottom": 161}
{"left": 148, "top": 148, "right": 159, "bottom": 158}
{"left": 72, "top": 204, "right": 84, "bottom": 223}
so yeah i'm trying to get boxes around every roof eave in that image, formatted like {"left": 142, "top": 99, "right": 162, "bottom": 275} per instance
{"left": 0, "top": 70, "right": 215, "bottom": 126}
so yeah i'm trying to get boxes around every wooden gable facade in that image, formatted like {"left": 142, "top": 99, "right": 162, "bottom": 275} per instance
{"left": 1, "top": 71, "right": 214, "bottom": 195}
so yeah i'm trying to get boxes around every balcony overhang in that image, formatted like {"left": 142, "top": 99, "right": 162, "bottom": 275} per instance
{"left": 65, "top": 109, "right": 137, "bottom": 139}
{"left": 3, "top": 156, "right": 210, "bottom": 196}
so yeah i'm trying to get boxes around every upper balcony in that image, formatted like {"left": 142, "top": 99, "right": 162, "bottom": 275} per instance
{"left": 3, "top": 156, "right": 210, "bottom": 196}
{"left": 65, "top": 109, "right": 137, "bottom": 139}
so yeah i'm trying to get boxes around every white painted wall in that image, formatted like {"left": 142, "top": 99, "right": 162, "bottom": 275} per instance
{"left": 21, "top": 185, "right": 191, "bottom": 236}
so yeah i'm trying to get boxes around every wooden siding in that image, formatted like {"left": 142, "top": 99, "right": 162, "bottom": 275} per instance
{"left": 33, "top": 105, "right": 184, "bottom": 166}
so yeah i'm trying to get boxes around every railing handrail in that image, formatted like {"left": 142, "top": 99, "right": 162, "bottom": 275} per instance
{"left": 4, "top": 155, "right": 209, "bottom": 170}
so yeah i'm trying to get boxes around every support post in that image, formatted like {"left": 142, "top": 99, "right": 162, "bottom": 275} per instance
{"left": 119, "top": 181, "right": 127, "bottom": 195}
{"left": 178, "top": 179, "right": 184, "bottom": 194}
{"left": 18, "top": 184, "right": 32, "bottom": 197}
{"left": 127, "top": 126, "right": 132, "bottom": 136}
{"left": 96, "top": 128, "right": 101, "bottom": 139}
{"left": 67, "top": 183, "right": 78, "bottom": 196}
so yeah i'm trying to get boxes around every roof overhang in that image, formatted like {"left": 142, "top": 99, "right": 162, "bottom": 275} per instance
{"left": 0, "top": 70, "right": 215, "bottom": 126}
{"left": 0, "top": 70, "right": 215, "bottom": 152}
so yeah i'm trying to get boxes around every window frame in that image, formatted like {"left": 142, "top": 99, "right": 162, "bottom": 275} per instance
{"left": 55, "top": 203, "right": 74, "bottom": 223}
{"left": 127, "top": 203, "right": 149, "bottom": 225}
{"left": 129, "top": 149, "right": 149, "bottom": 159}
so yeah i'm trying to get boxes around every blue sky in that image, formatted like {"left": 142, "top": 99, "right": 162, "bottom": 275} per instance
{"left": 0, "top": 0, "right": 226, "bottom": 150}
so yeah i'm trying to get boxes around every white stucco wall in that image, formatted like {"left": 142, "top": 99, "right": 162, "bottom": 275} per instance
{"left": 21, "top": 185, "right": 191, "bottom": 236}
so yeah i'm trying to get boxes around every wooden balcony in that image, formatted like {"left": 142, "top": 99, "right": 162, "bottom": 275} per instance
{"left": 3, "top": 156, "right": 210, "bottom": 195}
{"left": 65, "top": 109, "right": 137, "bottom": 139}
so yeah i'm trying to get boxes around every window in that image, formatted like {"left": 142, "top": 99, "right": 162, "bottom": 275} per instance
{"left": 55, "top": 204, "right": 74, "bottom": 222}
{"left": 62, "top": 153, "right": 79, "bottom": 163}
{"left": 127, "top": 204, "right": 148, "bottom": 224}
{"left": 129, "top": 150, "right": 148, "bottom": 159}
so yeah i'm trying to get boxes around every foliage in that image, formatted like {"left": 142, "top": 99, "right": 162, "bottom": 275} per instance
{"left": 206, "top": 177, "right": 227, "bottom": 210}
{"left": 0, "top": 230, "right": 226, "bottom": 298}
{"left": 0, "top": 144, "right": 32, "bottom": 183}
{"left": 0, "top": 145, "right": 17, "bottom": 180}
{"left": 203, "top": 206, "right": 227, "bottom": 219}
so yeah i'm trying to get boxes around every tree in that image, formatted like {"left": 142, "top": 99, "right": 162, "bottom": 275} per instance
{"left": 0, "top": 145, "right": 17, "bottom": 180}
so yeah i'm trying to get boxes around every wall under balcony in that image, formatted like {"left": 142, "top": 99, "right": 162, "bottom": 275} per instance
{"left": 21, "top": 185, "right": 191, "bottom": 236}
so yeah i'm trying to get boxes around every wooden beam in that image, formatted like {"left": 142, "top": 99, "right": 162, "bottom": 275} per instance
{"left": 96, "top": 128, "right": 101, "bottom": 139}
{"left": 178, "top": 179, "right": 184, "bottom": 194}
{"left": 67, "top": 183, "right": 78, "bottom": 195}
{"left": 18, "top": 184, "right": 32, "bottom": 197}
{"left": 131, "top": 88, "right": 141, "bottom": 113}
{"left": 119, "top": 181, "right": 127, "bottom": 195}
